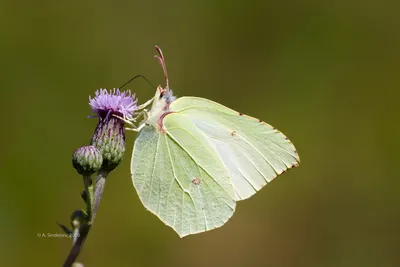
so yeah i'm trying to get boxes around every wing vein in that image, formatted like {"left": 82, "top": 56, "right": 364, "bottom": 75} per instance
{"left": 145, "top": 133, "right": 161, "bottom": 205}
{"left": 164, "top": 134, "right": 198, "bottom": 233}
{"left": 166, "top": 130, "right": 234, "bottom": 198}
{"left": 249, "top": 132, "right": 299, "bottom": 163}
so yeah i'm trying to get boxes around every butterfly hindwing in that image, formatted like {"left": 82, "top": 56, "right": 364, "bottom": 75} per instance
{"left": 131, "top": 115, "right": 236, "bottom": 237}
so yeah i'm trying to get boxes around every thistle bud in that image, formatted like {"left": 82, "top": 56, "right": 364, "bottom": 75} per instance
{"left": 89, "top": 89, "right": 138, "bottom": 172}
{"left": 90, "top": 117, "right": 126, "bottom": 171}
{"left": 72, "top": 146, "right": 103, "bottom": 176}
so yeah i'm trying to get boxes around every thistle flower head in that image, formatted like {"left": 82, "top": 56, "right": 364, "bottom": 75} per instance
{"left": 89, "top": 88, "right": 138, "bottom": 120}
{"left": 72, "top": 146, "right": 103, "bottom": 176}
{"left": 89, "top": 89, "right": 137, "bottom": 172}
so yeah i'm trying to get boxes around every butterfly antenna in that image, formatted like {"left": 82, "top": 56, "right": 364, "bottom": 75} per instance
{"left": 118, "top": 74, "right": 156, "bottom": 90}
{"left": 154, "top": 45, "right": 169, "bottom": 90}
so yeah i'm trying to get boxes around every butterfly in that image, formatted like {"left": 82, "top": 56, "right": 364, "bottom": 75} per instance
{"left": 126, "top": 46, "right": 300, "bottom": 237}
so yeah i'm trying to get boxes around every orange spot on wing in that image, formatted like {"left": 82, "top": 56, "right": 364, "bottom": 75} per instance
{"left": 192, "top": 178, "right": 201, "bottom": 185}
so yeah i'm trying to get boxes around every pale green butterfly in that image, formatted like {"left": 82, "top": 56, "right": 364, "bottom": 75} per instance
{"left": 127, "top": 46, "right": 300, "bottom": 237}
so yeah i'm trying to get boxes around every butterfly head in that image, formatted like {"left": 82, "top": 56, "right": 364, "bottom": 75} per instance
{"left": 157, "top": 85, "right": 176, "bottom": 103}
{"left": 145, "top": 46, "right": 177, "bottom": 128}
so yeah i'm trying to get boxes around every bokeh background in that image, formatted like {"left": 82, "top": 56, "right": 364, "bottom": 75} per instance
{"left": 1, "top": 1, "right": 399, "bottom": 266}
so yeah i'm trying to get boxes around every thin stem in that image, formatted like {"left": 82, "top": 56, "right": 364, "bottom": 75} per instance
{"left": 63, "top": 223, "right": 90, "bottom": 267}
{"left": 72, "top": 227, "right": 80, "bottom": 246}
{"left": 92, "top": 169, "right": 108, "bottom": 223}
{"left": 83, "top": 176, "right": 93, "bottom": 220}
{"left": 63, "top": 170, "right": 109, "bottom": 267}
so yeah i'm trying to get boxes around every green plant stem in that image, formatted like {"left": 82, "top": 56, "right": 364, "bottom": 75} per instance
{"left": 83, "top": 176, "right": 93, "bottom": 220}
{"left": 63, "top": 222, "right": 90, "bottom": 267}
{"left": 63, "top": 170, "right": 108, "bottom": 267}
{"left": 92, "top": 169, "right": 108, "bottom": 223}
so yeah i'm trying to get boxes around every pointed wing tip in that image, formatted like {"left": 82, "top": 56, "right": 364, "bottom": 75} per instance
{"left": 278, "top": 156, "right": 300, "bottom": 176}
{"left": 177, "top": 233, "right": 186, "bottom": 238}
{"left": 287, "top": 158, "right": 300, "bottom": 171}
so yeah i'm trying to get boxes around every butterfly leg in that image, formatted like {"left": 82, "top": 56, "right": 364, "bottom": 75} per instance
{"left": 125, "top": 123, "right": 145, "bottom": 132}
{"left": 128, "top": 110, "right": 148, "bottom": 132}
{"left": 113, "top": 109, "right": 149, "bottom": 132}
{"left": 112, "top": 114, "right": 136, "bottom": 126}
{"left": 125, "top": 127, "right": 139, "bottom": 132}
{"left": 132, "top": 109, "right": 149, "bottom": 122}
{"left": 141, "top": 109, "right": 149, "bottom": 121}
{"left": 136, "top": 97, "right": 154, "bottom": 110}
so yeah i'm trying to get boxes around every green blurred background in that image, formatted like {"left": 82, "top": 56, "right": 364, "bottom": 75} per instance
{"left": 1, "top": 0, "right": 399, "bottom": 266}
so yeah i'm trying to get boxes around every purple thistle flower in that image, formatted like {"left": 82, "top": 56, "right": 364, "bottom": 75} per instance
{"left": 89, "top": 88, "right": 138, "bottom": 120}
{"left": 89, "top": 88, "right": 138, "bottom": 172}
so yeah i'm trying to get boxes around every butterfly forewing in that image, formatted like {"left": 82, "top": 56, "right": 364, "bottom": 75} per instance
{"left": 169, "top": 97, "right": 300, "bottom": 200}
